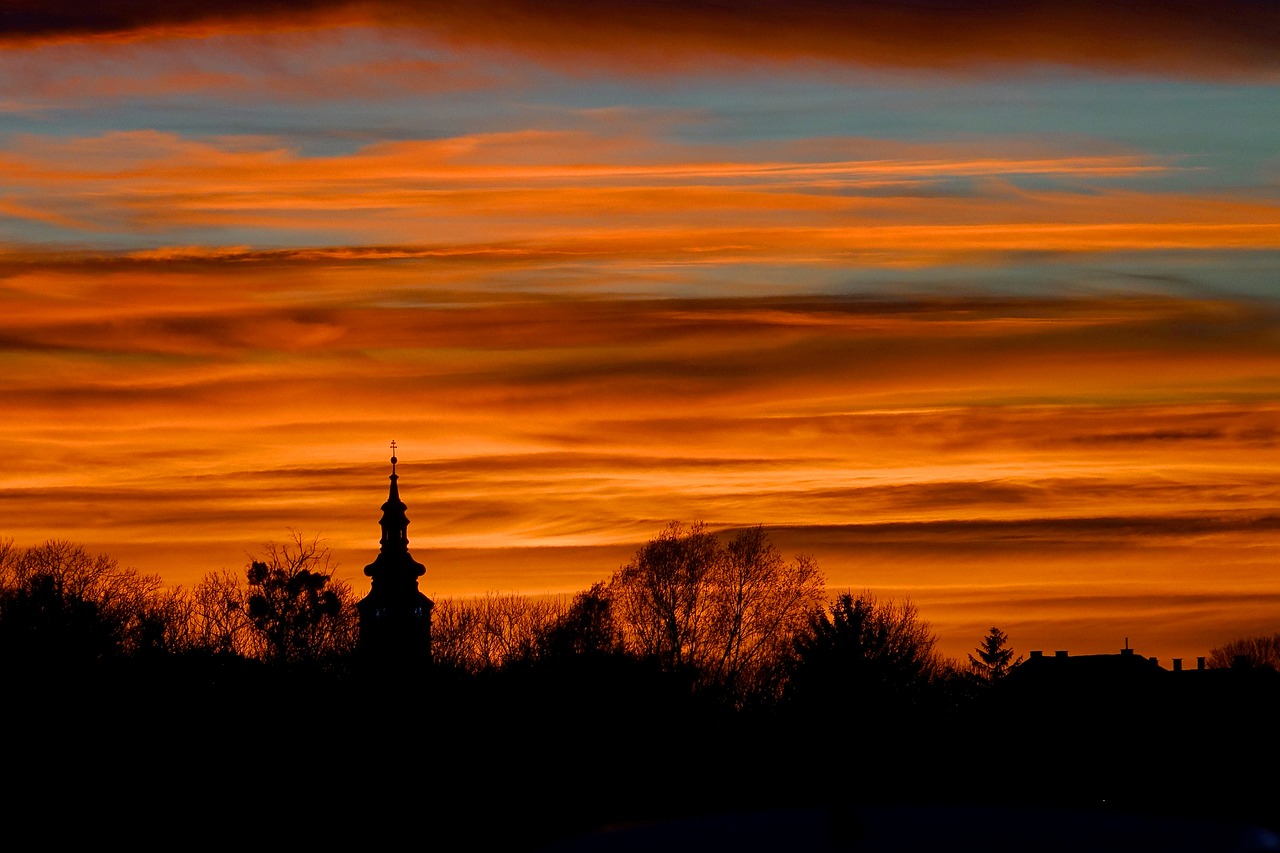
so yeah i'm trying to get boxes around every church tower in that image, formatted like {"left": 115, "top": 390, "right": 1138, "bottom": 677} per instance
{"left": 357, "top": 442, "right": 433, "bottom": 665}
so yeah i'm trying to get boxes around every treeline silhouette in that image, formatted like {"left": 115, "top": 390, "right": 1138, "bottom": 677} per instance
{"left": 1, "top": 526, "right": 1277, "bottom": 850}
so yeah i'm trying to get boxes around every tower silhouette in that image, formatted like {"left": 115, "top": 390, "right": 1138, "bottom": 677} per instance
{"left": 357, "top": 443, "right": 433, "bottom": 665}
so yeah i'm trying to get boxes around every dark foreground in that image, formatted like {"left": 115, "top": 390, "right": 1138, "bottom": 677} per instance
{"left": 6, "top": 658, "right": 1279, "bottom": 852}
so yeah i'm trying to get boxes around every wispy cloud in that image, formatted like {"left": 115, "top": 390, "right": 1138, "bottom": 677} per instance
{"left": 5, "top": 284, "right": 1279, "bottom": 611}
{"left": 4, "top": 129, "right": 1276, "bottom": 259}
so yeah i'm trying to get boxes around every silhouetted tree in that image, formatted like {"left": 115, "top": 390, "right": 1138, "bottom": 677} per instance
{"left": 1207, "top": 632, "right": 1280, "bottom": 669}
{"left": 967, "top": 625, "right": 1023, "bottom": 687}
{"left": 608, "top": 522, "right": 824, "bottom": 703}
{"left": 708, "top": 527, "right": 825, "bottom": 702}
{"left": 431, "top": 592, "right": 568, "bottom": 673}
{"left": 239, "top": 532, "right": 358, "bottom": 666}
{"left": 610, "top": 521, "right": 722, "bottom": 675}
{"left": 532, "top": 582, "right": 624, "bottom": 662}
{"left": 429, "top": 596, "right": 481, "bottom": 672}
{"left": 0, "top": 539, "right": 15, "bottom": 578}
{"left": 0, "top": 539, "right": 175, "bottom": 675}
{"left": 786, "top": 591, "right": 945, "bottom": 722}
{"left": 189, "top": 568, "right": 256, "bottom": 656}
{"left": 134, "top": 584, "right": 200, "bottom": 657}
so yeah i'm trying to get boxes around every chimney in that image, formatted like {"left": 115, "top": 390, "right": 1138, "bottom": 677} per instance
{"left": 1120, "top": 647, "right": 1134, "bottom": 657}
{"left": 1173, "top": 658, "right": 1183, "bottom": 672}
{"left": 1030, "top": 650, "right": 1043, "bottom": 659}
{"left": 1197, "top": 657, "right": 1206, "bottom": 671}
{"left": 1055, "top": 650, "right": 1068, "bottom": 658}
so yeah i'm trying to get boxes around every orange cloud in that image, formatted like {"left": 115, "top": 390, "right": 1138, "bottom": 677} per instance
{"left": 4, "top": 238, "right": 1280, "bottom": 667}
{"left": 4, "top": 130, "right": 1277, "bottom": 260}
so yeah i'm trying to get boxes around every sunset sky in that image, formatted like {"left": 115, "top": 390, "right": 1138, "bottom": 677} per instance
{"left": 3, "top": 1, "right": 1279, "bottom": 663}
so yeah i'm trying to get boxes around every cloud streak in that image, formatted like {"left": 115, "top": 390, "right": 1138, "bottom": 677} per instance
{"left": 4, "top": 129, "right": 1277, "bottom": 262}
{"left": 6, "top": 280, "right": 1280, "bottom": 658}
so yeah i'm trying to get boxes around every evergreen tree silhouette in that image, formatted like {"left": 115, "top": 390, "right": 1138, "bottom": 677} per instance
{"left": 967, "top": 625, "right": 1023, "bottom": 686}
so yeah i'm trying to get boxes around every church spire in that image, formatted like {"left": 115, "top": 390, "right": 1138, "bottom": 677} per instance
{"left": 378, "top": 440, "right": 411, "bottom": 555}
{"left": 358, "top": 441, "right": 433, "bottom": 665}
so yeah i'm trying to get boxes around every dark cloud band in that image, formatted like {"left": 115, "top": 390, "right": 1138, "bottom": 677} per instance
{"left": 4, "top": 1, "right": 1279, "bottom": 78}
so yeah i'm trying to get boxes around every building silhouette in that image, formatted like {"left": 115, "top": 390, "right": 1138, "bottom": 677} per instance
{"left": 356, "top": 444, "right": 433, "bottom": 665}
{"left": 998, "top": 641, "right": 1280, "bottom": 741}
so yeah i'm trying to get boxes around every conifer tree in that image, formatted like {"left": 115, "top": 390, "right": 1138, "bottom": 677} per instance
{"left": 967, "top": 625, "right": 1023, "bottom": 686}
